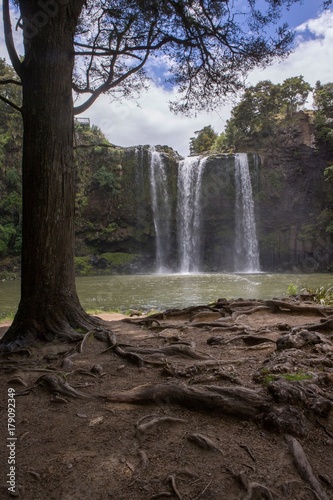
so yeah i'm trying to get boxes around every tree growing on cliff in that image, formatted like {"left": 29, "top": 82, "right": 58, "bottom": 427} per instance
{"left": 0, "top": 0, "right": 326, "bottom": 348}
{"left": 189, "top": 126, "right": 218, "bottom": 155}
{"left": 223, "top": 76, "right": 312, "bottom": 150}
{"left": 314, "top": 81, "right": 333, "bottom": 151}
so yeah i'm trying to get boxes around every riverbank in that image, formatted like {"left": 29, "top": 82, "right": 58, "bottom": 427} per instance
{"left": 1, "top": 297, "right": 333, "bottom": 499}
{"left": 1, "top": 272, "right": 333, "bottom": 317}
{"left": 0, "top": 312, "right": 129, "bottom": 337}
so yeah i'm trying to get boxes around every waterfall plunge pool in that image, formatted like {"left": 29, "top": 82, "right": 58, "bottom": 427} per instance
{"left": 1, "top": 273, "right": 333, "bottom": 316}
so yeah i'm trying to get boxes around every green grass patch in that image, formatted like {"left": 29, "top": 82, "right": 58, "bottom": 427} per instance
{"left": 263, "top": 372, "right": 313, "bottom": 385}
{"left": 302, "top": 283, "right": 333, "bottom": 306}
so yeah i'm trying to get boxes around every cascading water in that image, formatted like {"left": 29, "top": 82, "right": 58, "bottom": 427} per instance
{"left": 148, "top": 146, "right": 172, "bottom": 272}
{"left": 234, "top": 153, "right": 260, "bottom": 272}
{"left": 177, "top": 156, "right": 208, "bottom": 273}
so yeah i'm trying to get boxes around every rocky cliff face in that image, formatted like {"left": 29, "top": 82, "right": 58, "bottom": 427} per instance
{"left": 1, "top": 113, "right": 331, "bottom": 279}
{"left": 74, "top": 145, "right": 180, "bottom": 273}
{"left": 74, "top": 113, "right": 333, "bottom": 274}
{"left": 256, "top": 145, "right": 331, "bottom": 271}
{"left": 253, "top": 112, "right": 333, "bottom": 272}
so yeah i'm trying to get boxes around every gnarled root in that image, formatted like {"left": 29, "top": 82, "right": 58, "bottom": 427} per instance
{"left": 285, "top": 434, "right": 329, "bottom": 500}
{"left": 37, "top": 374, "right": 96, "bottom": 399}
{"left": 105, "top": 381, "right": 270, "bottom": 419}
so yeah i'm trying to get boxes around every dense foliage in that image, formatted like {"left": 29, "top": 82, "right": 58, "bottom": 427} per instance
{"left": 188, "top": 76, "right": 333, "bottom": 243}
{"left": 0, "top": 58, "right": 124, "bottom": 266}
{"left": 0, "top": 59, "right": 22, "bottom": 260}
{"left": 189, "top": 126, "right": 218, "bottom": 155}
{"left": 189, "top": 76, "right": 313, "bottom": 154}
{"left": 314, "top": 81, "right": 333, "bottom": 152}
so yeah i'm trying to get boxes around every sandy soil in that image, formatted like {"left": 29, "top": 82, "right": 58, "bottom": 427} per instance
{"left": 0, "top": 301, "right": 333, "bottom": 499}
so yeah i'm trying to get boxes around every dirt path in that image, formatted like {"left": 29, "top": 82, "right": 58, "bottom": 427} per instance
{"left": 1, "top": 299, "right": 333, "bottom": 499}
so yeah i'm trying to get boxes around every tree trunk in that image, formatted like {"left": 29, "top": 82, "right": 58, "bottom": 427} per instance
{"left": 1, "top": 1, "right": 102, "bottom": 348}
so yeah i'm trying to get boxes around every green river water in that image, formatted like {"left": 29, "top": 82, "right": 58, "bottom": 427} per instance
{"left": 1, "top": 273, "right": 333, "bottom": 317}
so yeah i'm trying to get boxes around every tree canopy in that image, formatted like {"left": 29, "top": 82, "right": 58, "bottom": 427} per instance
{"left": 189, "top": 125, "right": 218, "bottom": 155}
{"left": 187, "top": 76, "right": 314, "bottom": 153}
{"left": 3, "top": 0, "right": 320, "bottom": 116}
{"left": 0, "top": 0, "right": 330, "bottom": 348}
{"left": 314, "top": 81, "right": 333, "bottom": 151}
{"left": 221, "top": 76, "right": 312, "bottom": 150}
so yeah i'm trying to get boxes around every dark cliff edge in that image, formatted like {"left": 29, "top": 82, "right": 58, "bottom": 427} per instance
{"left": 1, "top": 112, "right": 332, "bottom": 278}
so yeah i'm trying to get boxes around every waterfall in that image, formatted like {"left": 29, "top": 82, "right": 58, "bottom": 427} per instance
{"left": 148, "top": 146, "right": 172, "bottom": 272}
{"left": 234, "top": 153, "right": 260, "bottom": 272}
{"left": 177, "top": 156, "right": 207, "bottom": 273}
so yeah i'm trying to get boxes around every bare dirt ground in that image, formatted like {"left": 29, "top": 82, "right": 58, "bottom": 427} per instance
{"left": 1, "top": 298, "right": 333, "bottom": 500}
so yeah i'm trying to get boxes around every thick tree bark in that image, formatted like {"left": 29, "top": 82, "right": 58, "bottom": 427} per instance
{"left": 1, "top": 1, "right": 102, "bottom": 348}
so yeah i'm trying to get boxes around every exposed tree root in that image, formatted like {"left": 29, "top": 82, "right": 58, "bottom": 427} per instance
{"left": 228, "top": 300, "right": 264, "bottom": 308}
{"left": 0, "top": 300, "right": 107, "bottom": 352}
{"left": 232, "top": 306, "right": 271, "bottom": 319}
{"left": 290, "top": 317, "right": 333, "bottom": 333}
{"left": 239, "top": 443, "right": 256, "bottom": 462}
{"left": 242, "top": 481, "right": 276, "bottom": 500}
{"left": 135, "top": 415, "right": 187, "bottom": 438}
{"left": 190, "top": 322, "right": 245, "bottom": 329}
{"left": 265, "top": 300, "right": 333, "bottom": 317}
{"left": 242, "top": 335, "right": 276, "bottom": 346}
{"left": 78, "top": 330, "right": 96, "bottom": 353}
{"left": 122, "top": 317, "right": 161, "bottom": 328}
{"left": 168, "top": 474, "right": 183, "bottom": 499}
{"left": 162, "top": 362, "right": 242, "bottom": 385}
{"left": 164, "top": 305, "right": 220, "bottom": 317}
{"left": 190, "top": 311, "right": 224, "bottom": 323}
{"left": 101, "top": 330, "right": 206, "bottom": 365}
{"left": 268, "top": 378, "right": 332, "bottom": 418}
{"left": 285, "top": 434, "right": 329, "bottom": 500}
{"left": 187, "top": 433, "right": 223, "bottom": 454}
{"left": 105, "top": 381, "right": 270, "bottom": 419}
{"left": 37, "top": 374, "right": 96, "bottom": 399}
{"left": 228, "top": 469, "right": 277, "bottom": 500}
{"left": 150, "top": 492, "right": 172, "bottom": 499}
{"left": 208, "top": 334, "right": 275, "bottom": 346}
{"left": 123, "top": 344, "right": 207, "bottom": 360}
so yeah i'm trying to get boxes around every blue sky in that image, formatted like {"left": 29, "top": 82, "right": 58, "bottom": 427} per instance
{"left": 1, "top": 1, "right": 333, "bottom": 155}
{"left": 86, "top": 1, "right": 333, "bottom": 155}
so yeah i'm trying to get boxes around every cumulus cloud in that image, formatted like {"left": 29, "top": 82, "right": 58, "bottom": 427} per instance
{"left": 87, "top": 10, "right": 333, "bottom": 155}
{"left": 248, "top": 10, "right": 333, "bottom": 87}
{"left": 86, "top": 87, "right": 231, "bottom": 156}
{"left": 1, "top": 7, "right": 333, "bottom": 155}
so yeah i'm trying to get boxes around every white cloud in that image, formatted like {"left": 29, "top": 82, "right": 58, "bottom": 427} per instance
{"left": 248, "top": 10, "right": 333, "bottom": 87}
{"left": 87, "top": 9, "right": 333, "bottom": 156}
{"left": 85, "top": 87, "right": 232, "bottom": 156}
{"left": 1, "top": 8, "right": 333, "bottom": 156}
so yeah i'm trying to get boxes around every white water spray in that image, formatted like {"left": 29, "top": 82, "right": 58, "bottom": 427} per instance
{"left": 177, "top": 156, "right": 208, "bottom": 272}
{"left": 234, "top": 153, "right": 260, "bottom": 272}
{"left": 148, "top": 146, "right": 172, "bottom": 272}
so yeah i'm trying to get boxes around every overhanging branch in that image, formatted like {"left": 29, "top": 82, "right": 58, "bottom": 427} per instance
{"left": 74, "top": 143, "right": 116, "bottom": 150}
{"left": 0, "top": 79, "right": 22, "bottom": 86}
{"left": 3, "top": 0, "right": 22, "bottom": 77}
{"left": 0, "top": 93, "right": 22, "bottom": 113}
